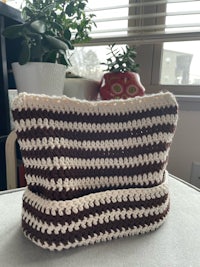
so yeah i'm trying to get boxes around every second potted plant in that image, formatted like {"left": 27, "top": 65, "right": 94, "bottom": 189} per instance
{"left": 3, "top": 0, "right": 95, "bottom": 96}
{"left": 100, "top": 44, "right": 145, "bottom": 100}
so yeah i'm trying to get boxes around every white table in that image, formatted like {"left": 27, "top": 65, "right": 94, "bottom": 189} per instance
{"left": 0, "top": 175, "right": 199, "bottom": 267}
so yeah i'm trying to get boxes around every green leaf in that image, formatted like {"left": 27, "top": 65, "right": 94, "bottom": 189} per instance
{"left": 64, "top": 29, "right": 71, "bottom": 40}
{"left": 65, "top": 40, "right": 74, "bottom": 50}
{"left": 41, "top": 3, "right": 55, "bottom": 13}
{"left": 19, "top": 41, "right": 30, "bottom": 65}
{"left": 65, "top": 3, "right": 75, "bottom": 17}
{"left": 58, "top": 50, "right": 71, "bottom": 67}
{"left": 22, "top": 7, "right": 34, "bottom": 20}
{"left": 30, "top": 20, "right": 46, "bottom": 33}
{"left": 43, "top": 50, "right": 57, "bottom": 63}
{"left": 51, "top": 22, "right": 63, "bottom": 32}
{"left": 44, "top": 35, "right": 68, "bottom": 50}
{"left": 30, "top": 35, "right": 43, "bottom": 61}
{"left": 2, "top": 24, "right": 24, "bottom": 39}
{"left": 79, "top": 3, "right": 86, "bottom": 10}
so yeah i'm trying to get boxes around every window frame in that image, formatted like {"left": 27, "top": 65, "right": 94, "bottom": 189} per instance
{"left": 135, "top": 0, "right": 200, "bottom": 95}
{"left": 141, "top": 42, "right": 200, "bottom": 96}
{"left": 84, "top": 0, "right": 200, "bottom": 96}
{"left": 83, "top": 0, "right": 200, "bottom": 95}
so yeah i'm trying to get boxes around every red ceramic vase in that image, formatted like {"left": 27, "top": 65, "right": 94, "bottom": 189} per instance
{"left": 100, "top": 71, "right": 145, "bottom": 100}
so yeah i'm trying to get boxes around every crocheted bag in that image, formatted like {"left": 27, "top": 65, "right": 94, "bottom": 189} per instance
{"left": 12, "top": 92, "right": 178, "bottom": 251}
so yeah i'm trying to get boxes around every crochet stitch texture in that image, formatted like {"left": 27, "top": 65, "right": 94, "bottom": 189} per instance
{"left": 12, "top": 92, "right": 178, "bottom": 251}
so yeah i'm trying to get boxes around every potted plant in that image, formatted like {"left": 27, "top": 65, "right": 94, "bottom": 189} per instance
{"left": 100, "top": 44, "right": 145, "bottom": 100}
{"left": 2, "top": 0, "right": 95, "bottom": 96}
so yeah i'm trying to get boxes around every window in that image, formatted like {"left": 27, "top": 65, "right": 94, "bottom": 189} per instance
{"left": 4, "top": 0, "right": 23, "bottom": 9}
{"left": 6, "top": 0, "right": 200, "bottom": 94}
{"left": 160, "top": 1, "right": 200, "bottom": 86}
{"left": 70, "top": 0, "right": 200, "bottom": 95}
{"left": 161, "top": 41, "right": 200, "bottom": 85}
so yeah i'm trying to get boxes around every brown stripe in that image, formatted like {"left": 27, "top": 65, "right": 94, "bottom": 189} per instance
{"left": 24, "top": 161, "right": 166, "bottom": 181}
{"left": 27, "top": 174, "right": 164, "bottom": 201}
{"left": 22, "top": 204, "right": 169, "bottom": 246}
{"left": 16, "top": 123, "right": 176, "bottom": 141}
{"left": 21, "top": 142, "right": 170, "bottom": 161}
{"left": 13, "top": 105, "right": 178, "bottom": 124}
{"left": 22, "top": 193, "right": 168, "bottom": 226}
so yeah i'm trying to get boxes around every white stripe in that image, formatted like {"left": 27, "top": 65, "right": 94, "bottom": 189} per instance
{"left": 22, "top": 196, "right": 169, "bottom": 235}
{"left": 22, "top": 150, "right": 170, "bottom": 170}
{"left": 12, "top": 92, "right": 177, "bottom": 117}
{"left": 18, "top": 132, "right": 174, "bottom": 152}
{"left": 14, "top": 113, "right": 178, "bottom": 133}
{"left": 26, "top": 170, "right": 165, "bottom": 192}
{"left": 22, "top": 173, "right": 168, "bottom": 215}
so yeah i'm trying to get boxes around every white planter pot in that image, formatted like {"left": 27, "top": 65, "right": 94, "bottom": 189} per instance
{"left": 12, "top": 62, "right": 66, "bottom": 96}
{"left": 63, "top": 78, "right": 100, "bottom": 100}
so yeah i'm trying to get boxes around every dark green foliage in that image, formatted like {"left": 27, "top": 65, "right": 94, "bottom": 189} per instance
{"left": 102, "top": 44, "right": 139, "bottom": 73}
{"left": 3, "top": 0, "right": 95, "bottom": 66}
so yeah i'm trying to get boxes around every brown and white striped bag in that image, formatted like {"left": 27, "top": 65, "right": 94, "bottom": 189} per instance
{"left": 12, "top": 92, "right": 178, "bottom": 251}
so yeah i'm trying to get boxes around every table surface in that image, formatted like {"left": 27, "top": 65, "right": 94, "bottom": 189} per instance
{"left": 0, "top": 175, "right": 200, "bottom": 267}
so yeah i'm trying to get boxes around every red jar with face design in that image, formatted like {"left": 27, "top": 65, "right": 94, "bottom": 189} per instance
{"left": 100, "top": 71, "right": 145, "bottom": 100}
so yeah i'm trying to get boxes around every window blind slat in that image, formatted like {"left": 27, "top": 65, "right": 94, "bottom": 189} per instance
{"left": 80, "top": 32, "right": 200, "bottom": 46}
{"left": 83, "top": 0, "right": 200, "bottom": 45}
{"left": 91, "top": 23, "right": 200, "bottom": 35}
{"left": 94, "top": 10, "right": 200, "bottom": 24}
{"left": 86, "top": 0, "right": 199, "bottom": 12}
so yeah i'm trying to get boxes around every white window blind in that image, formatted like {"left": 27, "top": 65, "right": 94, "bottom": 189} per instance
{"left": 85, "top": 0, "right": 200, "bottom": 45}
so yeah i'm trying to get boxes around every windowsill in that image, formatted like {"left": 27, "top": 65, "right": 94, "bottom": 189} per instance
{"left": 176, "top": 95, "right": 200, "bottom": 101}
{"left": 175, "top": 95, "right": 200, "bottom": 111}
{"left": 145, "top": 85, "right": 200, "bottom": 111}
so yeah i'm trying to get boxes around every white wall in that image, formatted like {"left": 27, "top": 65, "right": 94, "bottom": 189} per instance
{"left": 167, "top": 97, "right": 200, "bottom": 184}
